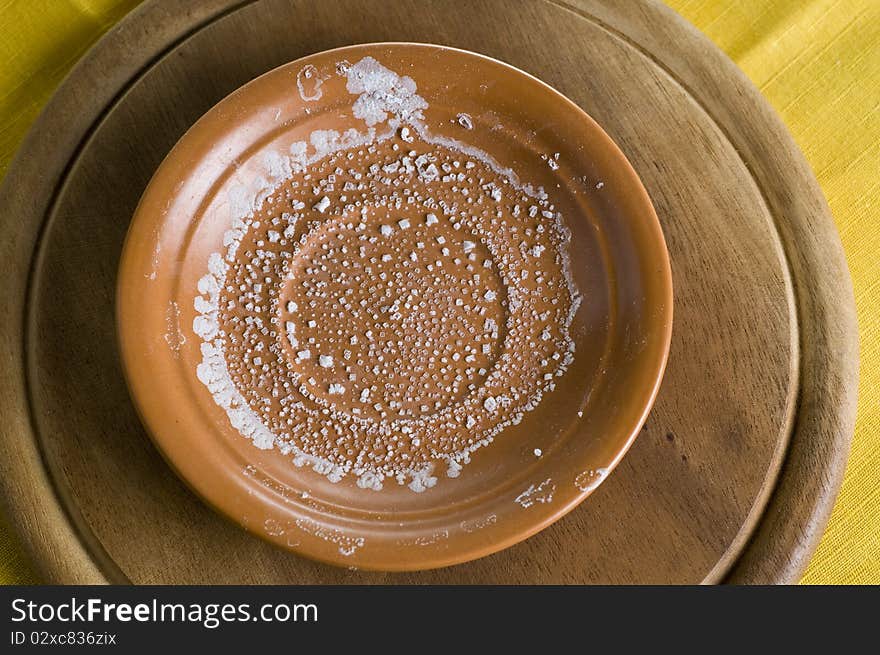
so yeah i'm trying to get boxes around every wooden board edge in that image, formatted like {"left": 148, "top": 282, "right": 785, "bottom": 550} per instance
{"left": 581, "top": 0, "right": 859, "bottom": 583}
{"left": 0, "top": 0, "right": 250, "bottom": 585}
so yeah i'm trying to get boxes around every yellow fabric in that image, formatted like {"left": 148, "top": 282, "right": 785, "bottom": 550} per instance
{"left": 0, "top": 0, "right": 876, "bottom": 584}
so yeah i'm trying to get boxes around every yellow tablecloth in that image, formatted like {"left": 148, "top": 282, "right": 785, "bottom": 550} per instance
{"left": 0, "top": 0, "right": 876, "bottom": 584}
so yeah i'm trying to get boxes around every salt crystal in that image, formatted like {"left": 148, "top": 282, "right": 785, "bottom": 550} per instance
{"left": 456, "top": 113, "right": 474, "bottom": 130}
{"left": 314, "top": 196, "right": 331, "bottom": 213}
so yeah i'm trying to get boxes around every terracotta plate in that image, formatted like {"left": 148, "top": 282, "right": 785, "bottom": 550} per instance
{"left": 117, "top": 43, "right": 672, "bottom": 571}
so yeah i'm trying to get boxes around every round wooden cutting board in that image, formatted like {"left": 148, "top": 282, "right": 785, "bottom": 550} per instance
{"left": 0, "top": 0, "right": 858, "bottom": 584}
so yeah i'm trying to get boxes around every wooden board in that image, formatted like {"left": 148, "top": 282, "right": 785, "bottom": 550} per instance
{"left": 0, "top": 0, "right": 858, "bottom": 584}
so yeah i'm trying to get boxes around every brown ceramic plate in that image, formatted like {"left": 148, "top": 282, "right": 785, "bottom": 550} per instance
{"left": 117, "top": 43, "right": 672, "bottom": 571}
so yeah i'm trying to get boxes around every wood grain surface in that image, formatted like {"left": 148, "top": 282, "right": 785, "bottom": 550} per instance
{"left": 0, "top": 0, "right": 858, "bottom": 583}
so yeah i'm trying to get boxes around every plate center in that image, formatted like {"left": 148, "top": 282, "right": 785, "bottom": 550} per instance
{"left": 280, "top": 209, "right": 507, "bottom": 420}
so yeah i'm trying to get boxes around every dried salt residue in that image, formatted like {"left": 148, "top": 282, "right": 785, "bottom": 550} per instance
{"left": 263, "top": 518, "right": 286, "bottom": 537}
{"left": 345, "top": 58, "right": 427, "bottom": 126}
{"left": 515, "top": 478, "right": 556, "bottom": 508}
{"left": 297, "top": 64, "right": 326, "bottom": 102}
{"left": 295, "top": 517, "right": 364, "bottom": 556}
{"left": 460, "top": 514, "right": 497, "bottom": 533}
{"left": 148, "top": 236, "right": 161, "bottom": 281}
{"left": 397, "top": 529, "right": 449, "bottom": 547}
{"left": 193, "top": 56, "right": 581, "bottom": 493}
{"left": 541, "top": 152, "right": 560, "bottom": 170}
{"left": 164, "top": 300, "right": 186, "bottom": 356}
{"left": 574, "top": 467, "right": 608, "bottom": 492}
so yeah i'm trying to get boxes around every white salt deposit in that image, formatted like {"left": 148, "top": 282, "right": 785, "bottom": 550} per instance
{"left": 296, "top": 64, "right": 326, "bottom": 102}
{"left": 515, "top": 478, "right": 556, "bottom": 508}
{"left": 192, "top": 55, "right": 581, "bottom": 494}
{"left": 574, "top": 468, "right": 608, "bottom": 492}
{"left": 456, "top": 113, "right": 474, "bottom": 130}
